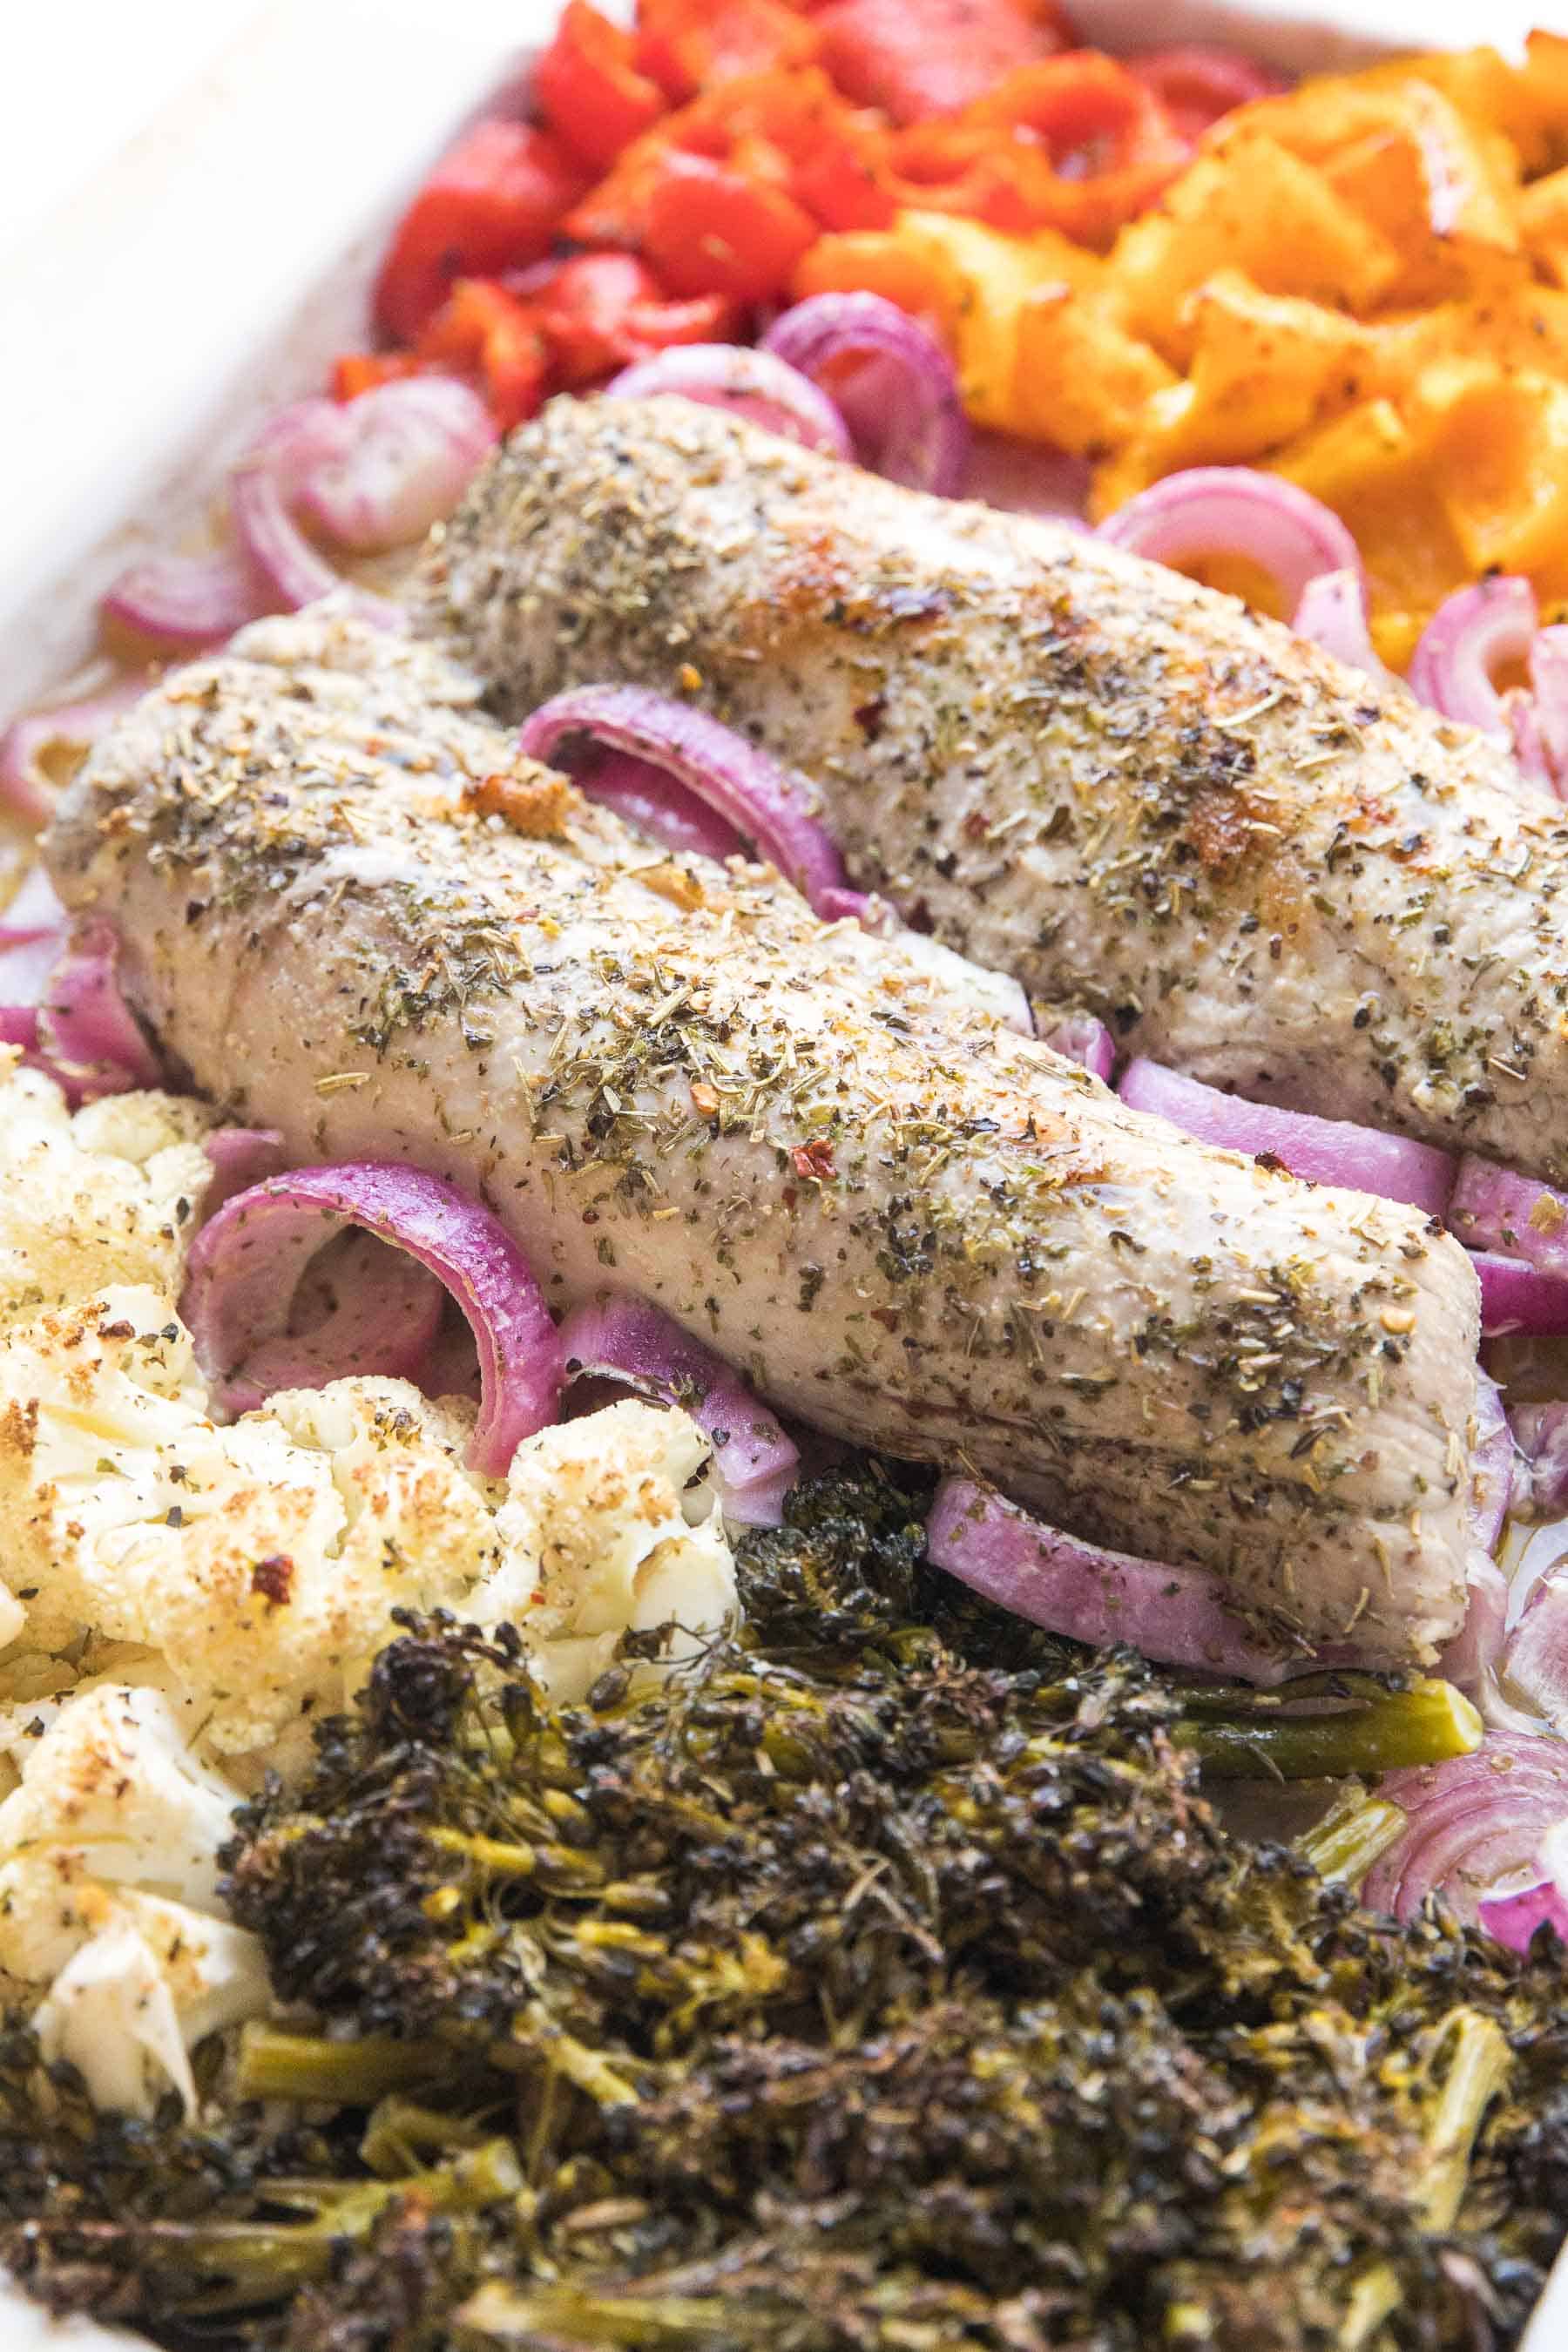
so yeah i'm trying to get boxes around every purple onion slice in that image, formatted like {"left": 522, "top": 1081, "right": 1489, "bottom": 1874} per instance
{"left": 181, "top": 1163, "right": 564, "bottom": 1476}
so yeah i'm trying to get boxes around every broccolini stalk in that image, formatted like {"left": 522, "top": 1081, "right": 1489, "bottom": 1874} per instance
{"left": 1179, "top": 1678, "right": 1483, "bottom": 1779}
{"left": 2, "top": 1470, "right": 1564, "bottom": 2352}
{"left": 234, "top": 2024, "right": 443, "bottom": 2104}
{"left": 1298, "top": 1790, "right": 1409, "bottom": 1886}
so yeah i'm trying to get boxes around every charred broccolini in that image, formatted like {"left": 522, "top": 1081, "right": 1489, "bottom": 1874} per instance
{"left": 0, "top": 1467, "right": 1562, "bottom": 2351}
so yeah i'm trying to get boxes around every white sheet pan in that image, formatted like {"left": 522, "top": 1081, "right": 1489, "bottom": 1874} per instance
{"left": 2, "top": 2, "right": 1565, "bottom": 2343}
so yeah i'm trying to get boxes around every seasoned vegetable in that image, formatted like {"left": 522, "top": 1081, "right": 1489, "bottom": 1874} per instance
{"left": 4, "top": 1468, "right": 1565, "bottom": 2350}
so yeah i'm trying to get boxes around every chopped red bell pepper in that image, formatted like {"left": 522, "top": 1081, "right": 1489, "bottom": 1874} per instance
{"left": 814, "top": 0, "right": 1076, "bottom": 125}
{"left": 534, "top": 253, "right": 737, "bottom": 383}
{"left": 373, "top": 118, "right": 589, "bottom": 342}
{"left": 533, "top": 0, "right": 668, "bottom": 173}
{"left": 640, "top": 149, "right": 819, "bottom": 303}
{"left": 1124, "top": 44, "right": 1288, "bottom": 143}
{"left": 635, "top": 0, "right": 821, "bottom": 105}
{"left": 416, "top": 280, "right": 550, "bottom": 431}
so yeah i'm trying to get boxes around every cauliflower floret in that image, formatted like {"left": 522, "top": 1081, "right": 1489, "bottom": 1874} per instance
{"left": 0, "top": 1288, "right": 738, "bottom": 1746}
{"left": 0, "top": 1055, "right": 217, "bottom": 1333}
{"left": 0, "top": 1683, "right": 267, "bottom": 2117}
{"left": 482, "top": 1397, "right": 738, "bottom": 1700}
{"left": 0, "top": 1683, "right": 241, "bottom": 1908}
{"left": 0, "top": 1290, "right": 506, "bottom": 1752}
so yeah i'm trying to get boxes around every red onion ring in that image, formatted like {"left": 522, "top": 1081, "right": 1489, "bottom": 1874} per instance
{"left": 557, "top": 1293, "right": 799, "bottom": 1526}
{"left": 1511, "top": 1402, "right": 1568, "bottom": 1518}
{"left": 33, "top": 922, "right": 162, "bottom": 1104}
{"left": 0, "top": 675, "right": 151, "bottom": 827}
{"left": 1470, "top": 1371, "right": 1517, "bottom": 1558}
{"left": 1039, "top": 1013, "right": 1114, "bottom": 1083}
{"left": 1291, "top": 567, "right": 1393, "bottom": 684}
{"left": 760, "top": 292, "right": 969, "bottom": 495}
{"left": 1436, "top": 1554, "right": 1509, "bottom": 1692}
{"left": 1097, "top": 468, "right": 1364, "bottom": 617}
{"left": 925, "top": 1476, "right": 1294, "bottom": 1684}
{"left": 1408, "top": 576, "right": 1538, "bottom": 741}
{"left": 228, "top": 400, "right": 368, "bottom": 613}
{"left": 517, "top": 685, "right": 855, "bottom": 918}
{"left": 1527, "top": 624, "right": 1568, "bottom": 794}
{"left": 220, "top": 1229, "right": 446, "bottom": 1415}
{"left": 200, "top": 1126, "right": 288, "bottom": 1213}
{"left": 1470, "top": 1251, "right": 1568, "bottom": 1338}
{"left": 180, "top": 1164, "right": 565, "bottom": 1477}
{"left": 607, "top": 345, "right": 853, "bottom": 459}
{"left": 1501, "top": 1566, "right": 1568, "bottom": 1728}
{"left": 1450, "top": 1156, "right": 1568, "bottom": 1276}
{"left": 1476, "top": 1876, "right": 1568, "bottom": 1954}
{"left": 102, "top": 549, "right": 270, "bottom": 653}
{"left": 573, "top": 750, "right": 746, "bottom": 866}
{"left": 1362, "top": 1733, "right": 1568, "bottom": 1924}
{"left": 1117, "top": 1057, "right": 1455, "bottom": 1215}
{"left": 298, "top": 377, "right": 497, "bottom": 552}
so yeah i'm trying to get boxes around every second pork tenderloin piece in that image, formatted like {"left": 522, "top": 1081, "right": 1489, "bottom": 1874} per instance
{"left": 45, "top": 612, "right": 1480, "bottom": 1669}
{"left": 425, "top": 395, "right": 1568, "bottom": 1183}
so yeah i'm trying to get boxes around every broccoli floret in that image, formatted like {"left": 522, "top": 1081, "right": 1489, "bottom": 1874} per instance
{"left": 0, "top": 1465, "right": 1561, "bottom": 2352}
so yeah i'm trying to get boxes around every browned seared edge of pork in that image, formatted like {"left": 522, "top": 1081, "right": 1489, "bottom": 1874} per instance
{"left": 46, "top": 612, "right": 1481, "bottom": 1667}
{"left": 423, "top": 395, "right": 1568, "bottom": 1185}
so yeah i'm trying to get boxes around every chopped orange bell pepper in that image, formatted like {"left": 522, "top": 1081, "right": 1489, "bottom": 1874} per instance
{"left": 533, "top": 0, "right": 668, "bottom": 173}
{"left": 330, "top": 352, "right": 424, "bottom": 402}
{"left": 372, "top": 118, "right": 589, "bottom": 342}
{"left": 416, "top": 280, "right": 550, "bottom": 431}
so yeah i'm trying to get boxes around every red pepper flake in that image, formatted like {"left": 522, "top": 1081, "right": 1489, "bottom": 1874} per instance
{"left": 791, "top": 1138, "right": 836, "bottom": 1180}
{"left": 251, "top": 1554, "right": 294, "bottom": 1608}
{"left": 691, "top": 1080, "right": 720, "bottom": 1118}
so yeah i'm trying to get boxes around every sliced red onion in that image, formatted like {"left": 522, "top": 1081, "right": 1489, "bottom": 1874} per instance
{"left": 1039, "top": 1014, "right": 1114, "bottom": 1084}
{"left": 1408, "top": 576, "right": 1537, "bottom": 739}
{"left": 962, "top": 430, "right": 1092, "bottom": 524}
{"left": 1362, "top": 1732, "right": 1568, "bottom": 1925}
{"left": 1527, "top": 624, "right": 1568, "bottom": 794}
{"left": 0, "top": 674, "right": 151, "bottom": 827}
{"left": 518, "top": 686, "right": 854, "bottom": 917}
{"left": 1471, "top": 1252, "right": 1568, "bottom": 1337}
{"left": 298, "top": 378, "right": 497, "bottom": 552}
{"left": 1470, "top": 1372, "right": 1517, "bottom": 1557}
{"left": 1450, "top": 1156, "right": 1568, "bottom": 1276}
{"left": 1118, "top": 1057, "right": 1455, "bottom": 1214}
{"left": 229, "top": 399, "right": 366, "bottom": 612}
{"left": 220, "top": 1228, "right": 446, "bottom": 1415}
{"left": 608, "top": 345, "right": 853, "bottom": 460}
{"left": 926, "top": 1476, "right": 1293, "bottom": 1684}
{"left": 760, "top": 293, "right": 969, "bottom": 496}
{"left": 200, "top": 1126, "right": 288, "bottom": 1213}
{"left": 557, "top": 1293, "right": 798, "bottom": 1526}
{"left": 33, "top": 922, "right": 161, "bottom": 1104}
{"left": 1477, "top": 1876, "right": 1568, "bottom": 1953}
{"left": 180, "top": 1164, "right": 564, "bottom": 1477}
{"left": 101, "top": 548, "right": 269, "bottom": 652}
{"left": 1501, "top": 1567, "right": 1568, "bottom": 1727}
{"left": 1097, "top": 468, "right": 1364, "bottom": 617}
{"left": 1292, "top": 567, "right": 1394, "bottom": 684}
{"left": 1511, "top": 1402, "right": 1568, "bottom": 1518}
{"left": 575, "top": 749, "right": 746, "bottom": 866}
{"left": 1436, "top": 1553, "right": 1509, "bottom": 1691}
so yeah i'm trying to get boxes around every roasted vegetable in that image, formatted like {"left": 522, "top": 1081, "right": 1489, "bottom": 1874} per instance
{"left": 2, "top": 1466, "right": 1565, "bottom": 2350}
